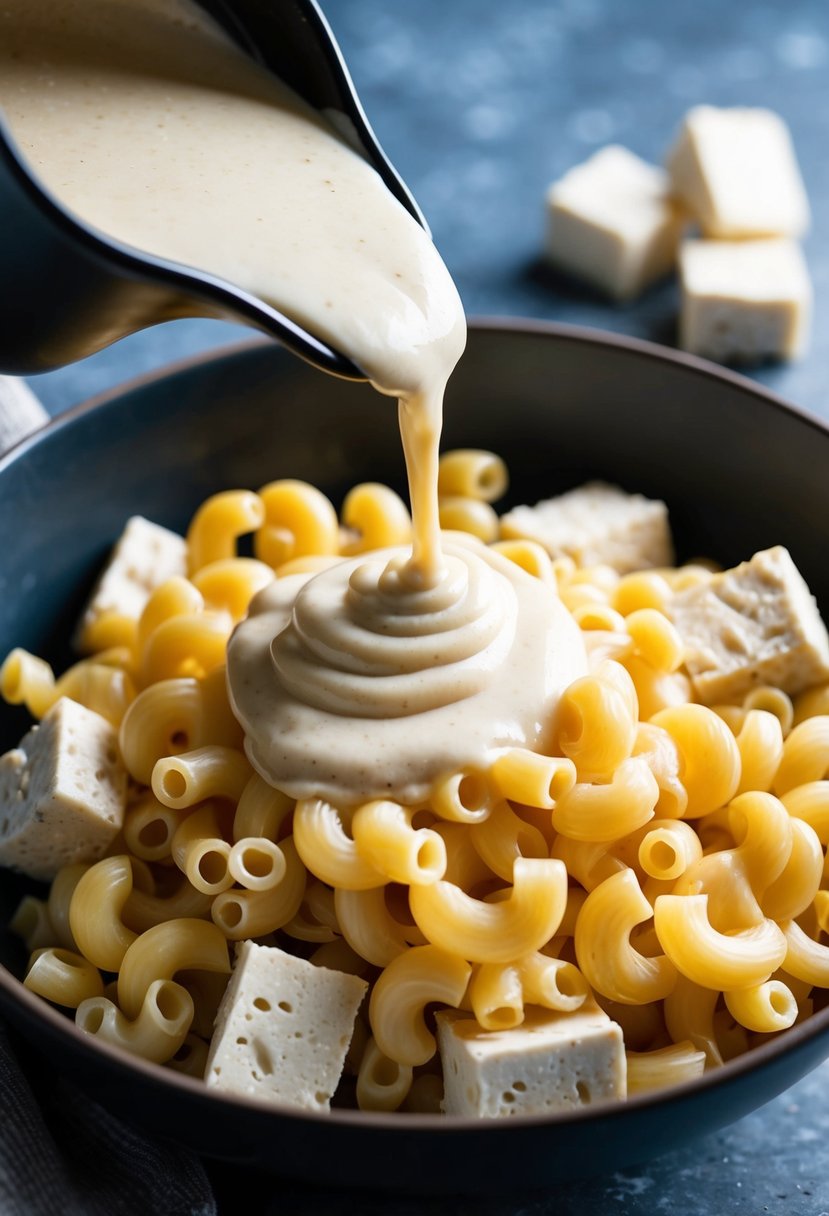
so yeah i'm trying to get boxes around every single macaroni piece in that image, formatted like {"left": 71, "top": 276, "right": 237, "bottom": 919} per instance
{"left": 409, "top": 858, "right": 568, "bottom": 964}
{"left": 437, "top": 1002, "right": 625, "bottom": 1117}
{"left": 735, "top": 710, "right": 784, "bottom": 796}
{"left": 650, "top": 704, "right": 740, "bottom": 818}
{"left": 552, "top": 756, "right": 659, "bottom": 843}
{"left": 678, "top": 239, "right": 812, "bottom": 363}
{"left": 723, "top": 979, "right": 798, "bottom": 1034}
{"left": 76, "top": 978, "right": 194, "bottom": 1065}
{"left": 489, "top": 748, "right": 576, "bottom": 810}
{"left": 500, "top": 482, "right": 673, "bottom": 574}
{"left": 437, "top": 450, "right": 508, "bottom": 503}
{"left": 187, "top": 490, "right": 265, "bottom": 576}
{"left": 119, "top": 670, "right": 243, "bottom": 786}
{"left": 137, "top": 577, "right": 204, "bottom": 654}
{"left": 233, "top": 773, "right": 294, "bottom": 843}
{"left": 170, "top": 803, "right": 234, "bottom": 896}
{"left": 74, "top": 516, "right": 187, "bottom": 652}
{"left": 663, "top": 976, "right": 721, "bottom": 1067}
{"left": 205, "top": 940, "right": 367, "bottom": 1111}
{"left": 782, "top": 918, "right": 829, "bottom": 987}
{"left": 666, "top": 106, "right": 810, "bottom": 239}
{"left": 654, "top": 894, "right": 787, "bottom": 990}
{"left": 334, "top": 886, "right": 419, "bottom": 968}
{"left": 123, "top": 793, "right": 179, "bottom": 863}
{"left": 293, "top": 799, "right": 385, "bottom": 891}
{"left": 340, "top": 483, "right": 412, "bottom": 553}
{"left": 190, "top": 558, "right": 274, "bottom": 623}
{"left": 70, "top": 855, "right": 137, "bottom": 971}
{"left": 152, "top": 745, "right": 251, "bottom": 810}
{"left": 254, "top": 480, "right": 338, "bottom": 569}
{"left": 117, "top": 918, "right": 230, "bottom": 1019}
{"left": 575, "top": 869, "right": 676, "bottom": 1005}
{"left": 24, "top": 946, "right": 104, "bottom": 1008}
{"left": 762, "top": 818, "right": 823, "bottom": 922}
{"left": 557, "top": 660, "right": 638, "bottom": 782}
{"left": 438, "top": 497, "right": 499, "bottom": 544}
{"left": 670, "top": 546, "right": 829, "bottom": 704}
{"left": 774, "top": 718, "right": 829, "bottom": 798}
{"left": 351, "top": 799, "right": 447, "bottom": 886}
{"left": 46, "top": 863, "right": 88, "bottom": 950}
{"left": 369, "top": 945, "right": 472, "bottom": 1066}
{"left": 355, "top": 1037, "right": 413, "bottom": 1112}
{"left": 544, "top": 145, "right": 686, "bottom": 300}
{"left": 625, "top": 1042, "right": 706, "bottom": 1095}
{"left": 0, "top": 698, "right": 126, "bottom": 881}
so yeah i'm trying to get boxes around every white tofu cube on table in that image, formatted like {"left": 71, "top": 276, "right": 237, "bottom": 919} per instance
{"left": 670, "top": 546, "right": 829, "bottom": 704}
{"left": 205, "top": 941, "right": 367, "bottom": 1112}
{"left": 544, "top": 145, "right": 686, "bottom": 300}
{"left": 0, "top": 697, "right": 126, "bottom": 881}
{"left": 666, "top": 106, "right": 810, "bottom": 239}
{"left": 500, "top": 482, "right": 673, "bottom": 574}
{"left": 678, "top": 238, "right": 811, "bottom": 363}
{"left": 438, "top": 1003, "right": 626, "bottom": 1117}
{"left": 75, "top": 515, "right": 187, "bottom": 652}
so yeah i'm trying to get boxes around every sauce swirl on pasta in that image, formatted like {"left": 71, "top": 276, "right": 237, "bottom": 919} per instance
{"left": 229, "top": 542, "right": 586, "bottom": 804}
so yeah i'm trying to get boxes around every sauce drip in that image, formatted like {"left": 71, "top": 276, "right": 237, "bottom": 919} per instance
{"left": 0, "top": 0, "right": 588, "bottom": 801}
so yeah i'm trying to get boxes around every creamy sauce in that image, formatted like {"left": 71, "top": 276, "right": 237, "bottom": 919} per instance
{"left": 229, "top": 542, "right": 586, "bottom": 804}
{"left": 0, "top": 0, "right": 588, "bottom": 803}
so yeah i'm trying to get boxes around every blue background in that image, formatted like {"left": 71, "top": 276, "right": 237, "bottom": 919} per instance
{"left": 20, "top": 0, "right": 829, "bottom": 1210}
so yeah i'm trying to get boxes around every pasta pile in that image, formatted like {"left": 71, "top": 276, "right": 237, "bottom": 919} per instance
{"left": 4, "top": 451, "right": 829, "bottom": 1113}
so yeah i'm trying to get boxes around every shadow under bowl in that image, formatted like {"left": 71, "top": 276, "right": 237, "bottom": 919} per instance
{"left": 0, "top": 320, "right": 828, "bottom": 1193}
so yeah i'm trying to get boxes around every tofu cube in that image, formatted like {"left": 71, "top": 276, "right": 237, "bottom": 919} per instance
{"left": 544, "top": 145, "right": 686, "bottom": 300}
{"left": 0, "top": 697, "right": 126, "bottom": 881}
{"left": 205, "top": 941, "right": 367, "bottom": 1112}
{"left": 500, "top": 481, "right": 673, "bottom": 573}
{"left": 75, "top": 516, "right": 187, "bottom": 652}
{"left": 438, "top": 1004, "right": 626, "bottom": 1118}
{"left": 679, "top": 238, "right": 811, "bottom": 363}
{"left": 666, "top": 106, "right": 810, "bottom": 239}
{"left": 670, "top": 546, "right": 829, "bottom": 704}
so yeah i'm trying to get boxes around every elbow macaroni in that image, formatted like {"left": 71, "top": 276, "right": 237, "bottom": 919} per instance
{"left": 5, "top": 454, "right": 829, "bottom": 1115}
{"left": 409, "top": 858, "right": 568, "bottom": 964}
{"left": 557, "top": 661, "right": 638, "bottom": 780}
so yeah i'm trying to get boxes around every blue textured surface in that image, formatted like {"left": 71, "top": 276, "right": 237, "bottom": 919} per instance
{"left": 16, "top": 1, "right": 829, "bottom": 1210}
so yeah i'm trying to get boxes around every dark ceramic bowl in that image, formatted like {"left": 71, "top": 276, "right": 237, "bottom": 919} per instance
{"left": 1, "top": 321, "right": 828, "bottom": 1193}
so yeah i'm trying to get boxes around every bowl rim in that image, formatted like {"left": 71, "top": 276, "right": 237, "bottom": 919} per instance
{"left": 2, "top": 315, "right": 829, "bottom": 1135}
{"left": 5, "top": 315, "right": 829, "bottom": 472}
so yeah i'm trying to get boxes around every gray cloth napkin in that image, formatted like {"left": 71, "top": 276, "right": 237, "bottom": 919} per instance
{"left": 0, "top": 1020, "right": 216, "bottom": 1216}
{"left": 0, "top": 378, "right": 49, "bottom": 457}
